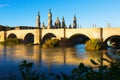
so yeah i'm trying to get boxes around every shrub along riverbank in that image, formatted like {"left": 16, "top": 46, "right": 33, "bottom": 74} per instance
{"left": 85, "top": 39, "right": 106, "bottom": 51}
{"left": 0, "top": 38, "right": 21, "bottom": 45}
{"left": 42, "top": 38, "right": 59, "bottom": 48}
{"left": 42, "top": 38, "right": 107, "bottom": 50}
{"left": 0, "top": 38, "right": 107, "bottom": 51}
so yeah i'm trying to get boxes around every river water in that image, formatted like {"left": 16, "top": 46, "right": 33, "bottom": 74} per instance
{"left": 0, "top": 44, "right": 119, "bottom": 80}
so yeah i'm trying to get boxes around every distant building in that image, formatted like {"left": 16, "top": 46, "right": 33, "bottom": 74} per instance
{"left": 15, "top": 26, "right": 36, "bottom": 30}
{"left": 0, "top": 25, "right": 13, "bottom": 31}
{"left": 0, "top": 25, "right": 5, "bottom": 31}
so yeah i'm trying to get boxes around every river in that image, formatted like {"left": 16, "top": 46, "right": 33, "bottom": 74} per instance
{"left": 0, "top": 44, "right": 119, "bottom": 80}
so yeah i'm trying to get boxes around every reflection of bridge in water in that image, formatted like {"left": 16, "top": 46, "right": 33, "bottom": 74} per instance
{"left": 0, "top": 45, "right": 112, "bottom": 68}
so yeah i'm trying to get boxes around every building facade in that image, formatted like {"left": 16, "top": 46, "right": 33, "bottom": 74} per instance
{"left": 37, "top": 9, "right": 78, "bottom": 29}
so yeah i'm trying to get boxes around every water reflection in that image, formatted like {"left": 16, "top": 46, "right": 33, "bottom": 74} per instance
{"left": 0, "top": 44, "right": 115, "bottom": 79}
{"left": 3, "top": 45, "right": 7, "bottom": 60}
{"left": 0, "top": 45, "right": 113, "bottom": 65}
{"left": 107, "top": 48, "right": 120, "bottom": 61}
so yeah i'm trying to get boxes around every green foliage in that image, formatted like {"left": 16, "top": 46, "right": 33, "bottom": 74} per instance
{"left": 18, "top": 60, "right": 39, "bottom": 80}
{"left": 85, "top": 39, "right": 105, "bottom": 51}
{"left": 72, "top": 58, "right": 120, "bottom": 80}
{"left": 0, "top": 41, "right": 6, "bottom": 45}
{"left": 6, "top": 38, "right": 21, "bottom": 44}
{"left": 0, "top": 38, "right": 21, "bottom": 45}
{"left": 19, "top": 58, "right": 120, "bottom": 80}
{"left": 42, "top": 38, "right": 59, "bottom": 48}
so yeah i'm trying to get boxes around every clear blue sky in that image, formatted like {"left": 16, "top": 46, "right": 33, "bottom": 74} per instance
{"left": 0, "top": 0, "right": 120, "bottom": 28}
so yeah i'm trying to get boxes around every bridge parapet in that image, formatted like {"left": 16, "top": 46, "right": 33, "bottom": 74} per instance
{"left": 42, "top": 29, "right": 64, "bottom": 39}
{"left": 65, "top": 28, "right": 102, "bottom": 40}
{"left": 103, "top": 28, "right": 120, "bottom": 41}
{"left": 0, "top": 28, "right": 120, "bottom": 44}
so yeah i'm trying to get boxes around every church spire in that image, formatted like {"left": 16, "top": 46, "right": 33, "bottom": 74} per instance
{"left": 42, "top": 22, "right": 45, "bottom": 29}
{"left": 36, "top": 12, "right": 40, "bottom": 29}
{"left": 49, "top": 9, "right": 51, "bottom": 14}
{"left": 38, "top": 12, "right": 40, "bottom": 16}
{"left": 48, "top": 9, "right": 52, "bottom": 29}
{"left": 57, "top": 17, "right": 59, "bottom": 21}
{"left": 73, "top": 14, "right": 77, "bottom": 28}
{"left": 62, "top": 16, "right": 66, "bottom": 28}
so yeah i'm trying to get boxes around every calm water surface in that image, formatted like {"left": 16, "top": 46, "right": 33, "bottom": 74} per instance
{"left": 0, "top": 44, "right": 118, "bottom": 80}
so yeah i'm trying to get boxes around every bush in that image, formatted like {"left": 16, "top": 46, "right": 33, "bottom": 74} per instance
{"left": 18, "top": 60, "right": 39, "bottom": 80}
{"left": 42, "top": 38, "right": 59, "bottom": 48}
{"left": 0, "top": 38, "right": 22, "bottom": 45}
{"left": 0, "top": 41, "right": 6, "bottom": 45}
{"left": 85, "top": 39, "right": 104, "bottom": 51}
{"left": 19, "top": 58, "right": 120, "bottom": 80}
{"left": 70, "top": 58, "right": 120, "bottom": 80}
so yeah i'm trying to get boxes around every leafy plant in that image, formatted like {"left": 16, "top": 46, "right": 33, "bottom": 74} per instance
{"left": 18, "top": 58, "right": 120, "bottom": 80}
{"left": 85, "top": 39, "right": 106, "bottom": 51}
{"left": 0, "top": 38, "right": 22, "bottom": 45}
{"left": 18, "top": 60, "right": 39, "bottom": 80}
{"left": 71, "top": 58, "right": 120, "bottom": 80}
{"left": 42, "top": 38, "right": 59, "bottom": 48}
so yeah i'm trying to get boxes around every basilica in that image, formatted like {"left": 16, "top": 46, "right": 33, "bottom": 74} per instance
{"left": 36, "top": 9, "right": 77, "bottom": 29}
{"left": 0, "top": 9, "right": 78, "bottom": 31}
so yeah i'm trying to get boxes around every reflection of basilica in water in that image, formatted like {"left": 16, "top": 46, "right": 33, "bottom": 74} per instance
{"left": 0, "top": 45, "right": 113, "bottom": 68}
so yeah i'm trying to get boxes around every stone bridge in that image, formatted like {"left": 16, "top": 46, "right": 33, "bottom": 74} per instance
{"left": 0, "top": 28, "right": 120, "bottom": 45}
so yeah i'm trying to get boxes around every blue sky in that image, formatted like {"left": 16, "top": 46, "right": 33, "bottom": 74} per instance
{"left": 0, "top": 0, "right": 120, "bottom": 28}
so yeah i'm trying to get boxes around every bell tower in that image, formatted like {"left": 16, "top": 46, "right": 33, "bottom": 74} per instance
{"left": 73, "top": 14, "right": 77, "bottom": 28}
{"left": 34, "top": 12, "right": 41, "bottom": 44}
{"left": 36, "top": 12, "right": 40, "bottom": 29}
{"left": 48, "top": 9, "right": 52, "bottom": 29}
{"left": 62, "top": 16, "right": 66, "bottom": 28}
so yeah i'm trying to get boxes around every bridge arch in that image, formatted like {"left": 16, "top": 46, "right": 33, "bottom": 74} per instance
{"left": 23, "top": 33, "right": 34, "bottom": 44}
{"left": 7, "top": 33, "right": 17, "bottom": 39}
{"left": 68, "top": 34, "right": 90, "bottom": 45}
{"left": 104, "top": 35, "right": 120, "bottom": 48}
{"left": 42, "top": 33, "right": 56, "bottom": 43}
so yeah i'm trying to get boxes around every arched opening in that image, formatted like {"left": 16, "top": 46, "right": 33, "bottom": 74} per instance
{"left": 42, "top": 33, "right": 56, "bottom": 44}
{"left": 7, "top": 33, "right": 21, "bottom": 44}
{"left": 104, "top": 35, "right": 120, "bottom": 48}
{"left": 68, "top": 34, "right": 90, "bottom": 46}
{"left": 23, "top": 33, "right": 34, "bottom": 44}
{"left": 8, "top": 33, "right": 17, "bottom": 39}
